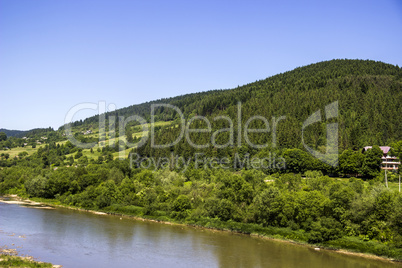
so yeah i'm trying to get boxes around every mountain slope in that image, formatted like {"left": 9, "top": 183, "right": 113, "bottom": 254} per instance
{"left": 68, "top": 59, "right": 402, "bottom": 151}
{"left": 0, "top": 129, "right": 27, "bottom": 138}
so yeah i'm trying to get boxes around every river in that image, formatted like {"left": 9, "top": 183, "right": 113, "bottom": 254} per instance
{"left": 0, "top": 202, "right": 400, "bottom": 268}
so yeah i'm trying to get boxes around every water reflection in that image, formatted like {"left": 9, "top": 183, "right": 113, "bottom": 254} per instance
{"left": 0, "top": 203, "right": 400, "bottom": 268}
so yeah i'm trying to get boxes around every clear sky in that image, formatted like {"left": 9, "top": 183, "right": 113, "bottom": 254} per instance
{"left": 1, "top": 0, "right": 401, "bottom": 130}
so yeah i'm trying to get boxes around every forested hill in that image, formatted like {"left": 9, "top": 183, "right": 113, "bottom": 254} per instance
{"left": 0, "top": 129, "right": 27, "bottom": 138}
{"left": 2, "top": 59, "right": 402, "bottom": 260}
{"left": 69, "top": 59, "right": 402, "bottom": 150}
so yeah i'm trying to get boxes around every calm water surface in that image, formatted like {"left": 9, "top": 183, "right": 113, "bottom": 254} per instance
{"left": 0, "top": 202, "right": 400, "bottom": 268}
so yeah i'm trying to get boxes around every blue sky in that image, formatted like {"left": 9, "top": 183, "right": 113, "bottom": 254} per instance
{"left": 1, "top": 0, "right": 401, "bottom": 130}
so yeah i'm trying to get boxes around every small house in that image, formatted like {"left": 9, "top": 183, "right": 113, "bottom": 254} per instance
{"left": 362, "top": 146, "right": 400, "bottom": 170}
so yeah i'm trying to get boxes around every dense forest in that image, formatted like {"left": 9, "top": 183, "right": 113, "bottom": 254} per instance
{"left": 1, "top": 59, "right": 402, "bottom": 260}
{"left": 0, "top": 129, "right": 27, "bottom": 138}
{"left": 126, "top": 59, "right": 402, "bottom": 178}
{"left": 69, "top": 59, "right": 402, "bottom": 150}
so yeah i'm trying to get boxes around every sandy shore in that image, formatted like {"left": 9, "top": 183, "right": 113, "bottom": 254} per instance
{"left": 0, "top": 197, "right": 54, "bottom": 209}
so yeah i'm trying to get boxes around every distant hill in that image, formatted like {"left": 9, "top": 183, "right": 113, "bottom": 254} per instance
{"left": 0, "top": 128, "right": 27, "bottom": 138}
{"left": 0, "top": 127, "right": 55, "bottom": 139}
{"left": 65, "top": 59, "right": 402, "bottom": 151}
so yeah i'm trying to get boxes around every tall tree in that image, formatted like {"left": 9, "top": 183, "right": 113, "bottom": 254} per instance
{"left": 362, "top": 146, "right": 383, "bottom": 179}
{"left": 0, "top": 132, "right": 7, "bottom": 141}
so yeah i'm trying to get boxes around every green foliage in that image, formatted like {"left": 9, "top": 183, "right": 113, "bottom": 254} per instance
{"left": 95, "top": 180, "right": 121, "bottom": 208}
{"left": 390, "top": 141, "right": 402, "bottom": 173}
{"left": 339, "top": 149, "right": 364, "bottom": 176}
{"left": 0, "top": 60, "right": 402, "bottom": 260}
{"left": 1, "top": 161, "right": 402, "bottom": 259}
{"left": 0, "top": 254, "right": 53, "bottom": 267}
{"left": 283, "top": 149, "right": 314, "bottom": 173}
{"left": 254, "top": 186, "right": 281, "bottom": 226}
{"left": 67, "top": 59, "right": 401, "bottom": 159}
{"left": 78, "top": 156, "right": 88, "bottom": 166}
{"left": 18, "top": 151, "right": 29, "bottom": 158}
{"left": 275, "top": 173, "right": 302, "bottom": 191}
{"left": 68, "top": 156, "right": 74, "bottom": 166}
{"left": 74, "top": 149, "right": 83, "bottom": 159}
{"left": 362, "top": 146, "right": 383, "bottom": 178}
{"left": 126, "top": 126, "right": 134, "bottom": 143}
{"left": 309, "top": 217, "right": 344, "bottom": 243}
{"left": 0, "top": 132, "right": 7, "bottom": 141}
{"left": 327, "top": 236, "right": 402, "bottom": 259}
{"left": 25, "top": 175, "right": 47, "bottom": 197}
{"left": 172, "top": 195, "right": 192, "bottom": 212}
{"left": 304, "top": 170, "right": 323, "bottom": 178}
{"left": 204, "top": 198, "right": 234, "bottom": 221}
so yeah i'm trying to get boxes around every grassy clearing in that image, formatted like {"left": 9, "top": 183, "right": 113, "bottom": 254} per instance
{"left": 324, "top": 177, "right": 401, "bottom": 192}
{"left": 4, "top": 145, "right": 44, "bottom": 158}
{"left": 3, "top": 121, "right": 173, "bottom": 160}
{"left": 3, "top": 141, "right": 69, "bottom": 159}
{"left": 112, "top": 148, "right": 134, "bottom": 159}
{"left": 69, "top": 121, "right": 173, "bottom": 159}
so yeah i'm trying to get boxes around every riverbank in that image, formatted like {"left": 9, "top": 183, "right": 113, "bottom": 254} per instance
{"left": 1, "top": 195, "right": 401, "bottom": 265}
{"left": 0, "top": 247, "right": 61, "bottom": 268}
{"left": 0, "top": 254, "right": 54, "bottom": 268}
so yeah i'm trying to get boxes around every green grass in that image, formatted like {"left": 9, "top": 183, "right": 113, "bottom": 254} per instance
{"left": 388, "top": 181, "right": 401, "bottom": 192}
{"left": 66, "top": 121, "right": 174, "bottom": 159}
{"left": 4, "top": 140, "right": 69, "bottom": 159}
{"left": 0, "top": 254, "right": 53, "bottom": 267}
{"left": 5, "top": 145, "right": 44, "bottom": 158}
{"left": 326, "top": 236, "right": 402, "bottom": 260}
{"left": 3, "top": 121, "right": 174, "bottom": 161}
{"left": 81, "top": 149, "right": 103, "bottom": 160}
{"left": 112, "top": 148, "right": 134, "bottom": 159}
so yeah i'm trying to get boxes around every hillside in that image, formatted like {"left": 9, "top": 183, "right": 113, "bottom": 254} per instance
{"left": 4, "top": 59, "right": 401, "bottom": 163}
{"left": 1, "top": 59, "right": 402, "bottom": 261}
{"left": 68, "top": 59, "right": 402, "bottom": 152}
{"left": 0, "top": 128, "right": 58, "bottom": 139}
{"left": 0, "top": 128, "right": 27, "bottom": 138}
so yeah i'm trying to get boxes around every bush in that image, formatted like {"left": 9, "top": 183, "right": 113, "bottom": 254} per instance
{"left": 308, "top": 217, "right": 344, "bottom": 243}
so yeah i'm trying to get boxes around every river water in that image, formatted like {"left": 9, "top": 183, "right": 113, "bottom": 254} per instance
{"left": 0, "top": 202, "right": 400, "bottom": 268}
